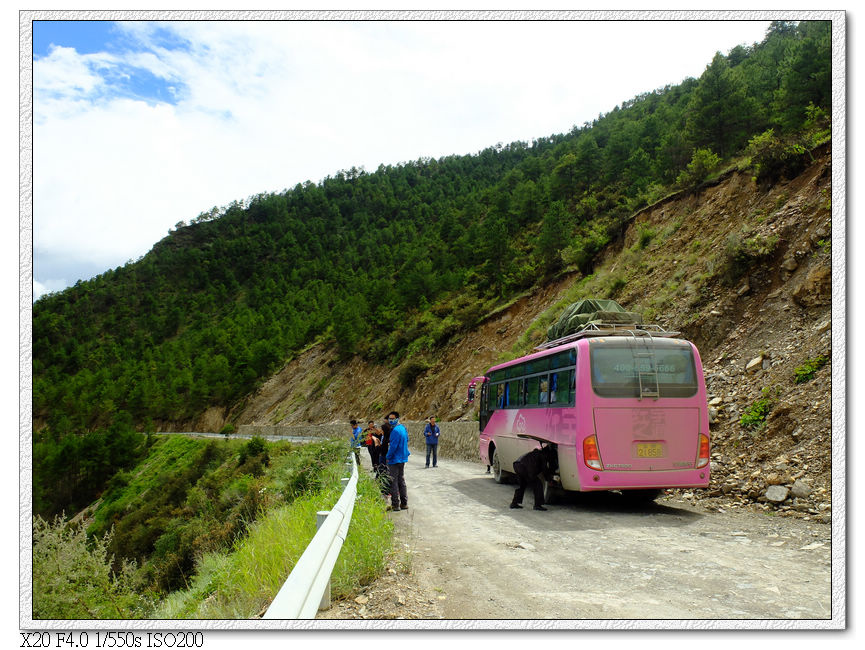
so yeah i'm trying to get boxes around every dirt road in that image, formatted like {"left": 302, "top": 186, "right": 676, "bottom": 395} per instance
{"left": 361, "top": 453, "right": 833, "bottom": 622}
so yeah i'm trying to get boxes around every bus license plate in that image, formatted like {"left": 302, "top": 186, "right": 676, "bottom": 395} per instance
{"left": 635, "top": 443, "right": 665, "bottom": 458}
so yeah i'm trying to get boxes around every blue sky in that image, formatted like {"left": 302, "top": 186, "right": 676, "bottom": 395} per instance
{"left": 29, "top": 16, "right": 786, "bottom": 300}
{"left": 33, "top": 21, "right": 190, "bottom": 106}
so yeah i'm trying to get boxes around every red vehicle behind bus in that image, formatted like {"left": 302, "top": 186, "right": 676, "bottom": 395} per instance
{"left": 469, "top": 324, "right": 710, "bottom": 503}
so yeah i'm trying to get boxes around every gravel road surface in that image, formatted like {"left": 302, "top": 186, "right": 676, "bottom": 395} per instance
{"left": 354, "top": 453, "right": 833, "bottom": 622}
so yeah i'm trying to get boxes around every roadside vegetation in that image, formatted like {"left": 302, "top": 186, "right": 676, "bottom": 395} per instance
{"left": 32, "top": 437, "right": 392, "bottom": 619}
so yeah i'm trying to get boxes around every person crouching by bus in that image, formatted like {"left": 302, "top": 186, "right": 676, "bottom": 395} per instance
{"left": 423, "top": 415, "right": 440, "bottom": 468}
{"left": 510, "top": 444, "right": 558, "bottom": 511}
{"left": 385, "top": 411, "right": 410, "bottom": 511}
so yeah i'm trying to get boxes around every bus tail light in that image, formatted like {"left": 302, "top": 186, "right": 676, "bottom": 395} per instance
{"left": 696, "top": 434, "right": 710, "bottom": 468}
{"left": 583, "top": 435, "right": 603, "bottom": 470}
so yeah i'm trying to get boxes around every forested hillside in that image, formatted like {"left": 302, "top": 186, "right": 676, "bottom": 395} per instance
{"left": 32, "top": 21, "right": 832, "bottom": 520}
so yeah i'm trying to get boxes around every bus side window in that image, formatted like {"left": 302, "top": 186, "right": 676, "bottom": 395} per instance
{"left": 506, "top": 379, "right": 520, "bottom": 408}
{"left": 525, "top": 376, "right": 539, "bottom": 406}
{"left": 550, "top": 372, "right": 563, "bottom": 405}
{"left": 539, "top": 375, "right": 549, "bottom": 404}
{"left": 496, "top": 384, "right": 505, "bottom": 408}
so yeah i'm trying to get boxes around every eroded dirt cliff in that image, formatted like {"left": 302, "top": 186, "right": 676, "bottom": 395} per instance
{"left": 224, "top": 144, "right": 834, "bottom": 520}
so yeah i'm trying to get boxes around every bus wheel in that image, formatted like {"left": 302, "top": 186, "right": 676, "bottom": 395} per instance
{"left": 542, "top": 481, "right": 560, "bottom": 505}
{"left": 621, "top": 488, "right": 662, "bottom": 503}
{"left": 492, "top": 447, "right": 509, "bottom": 484}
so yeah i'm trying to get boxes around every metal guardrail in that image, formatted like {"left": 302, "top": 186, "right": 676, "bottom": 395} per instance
{"left": 262, "top": 451, "right": 359, "bottom": 619}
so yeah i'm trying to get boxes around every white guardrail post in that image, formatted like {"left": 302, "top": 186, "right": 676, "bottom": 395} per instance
{"left": 263, "top": 451, "right": 359, "bottom": 619}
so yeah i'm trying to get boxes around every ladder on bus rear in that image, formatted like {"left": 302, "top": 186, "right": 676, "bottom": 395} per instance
{"left": 628, "top": 329, "right": 660, "bottom": 400}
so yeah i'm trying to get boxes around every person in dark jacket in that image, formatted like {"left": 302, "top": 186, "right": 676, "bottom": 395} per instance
{"left": 363, "top": 420, "right": 382, "bottom": 468}
{"left": 376, "top": 420, "right": 392, "bottom": 499}
{"left": 510, "top": 444, "right": 558, "bottom": 511}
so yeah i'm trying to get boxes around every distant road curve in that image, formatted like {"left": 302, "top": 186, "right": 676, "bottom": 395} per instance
{"left": 153, "top": 431, "right": 318, "bottom": 443}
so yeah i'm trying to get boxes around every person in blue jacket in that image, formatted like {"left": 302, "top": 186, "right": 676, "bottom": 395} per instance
{"left": 349, "top": 419, "right": 362, "bottom": 465}
{"left": 423, "top": 415, "right": 440, "bottom": 468}
{"left": 385, "top": 411, "right": 410, "bottom": 511}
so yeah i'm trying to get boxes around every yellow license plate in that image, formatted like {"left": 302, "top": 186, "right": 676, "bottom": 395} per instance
{"left": 635, "top": 443, "right": 665, "bottom": 458}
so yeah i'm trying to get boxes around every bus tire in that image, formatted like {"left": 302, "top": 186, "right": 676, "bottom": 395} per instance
{"left": 542, "top": 480, "right": 561, "bottom": 505}
{"left": 621, "top": 488, "right": 662, "bottom": 503}
{"left": 492, "top": 447, "right": 511, "bottom": 484}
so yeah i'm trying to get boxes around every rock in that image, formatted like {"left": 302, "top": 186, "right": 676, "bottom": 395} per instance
{"left": 709, "top": 397, "right": 723, "bottom": 406}
{"left": 746, "top": 356, "right": 764, "bottom": 374}
{"left": 782, "top": 257, "right": 799, "bottom": 272}
{"left": 792, "top": 265, "right": 831, "bottom": 307}
{"left": 354, "top": 595, "right": 369, "bottom": 605}
{"left": 790, "top": 479, "right": 812, "bottom": 499}
{"left": 737, "top": 279, "right": 751, "bottom": 297}
{"left": 765, "top": 485, "right": 790, "bottom": 503}
{"left": 816, "top": 320, "right": 831, "bottom": 333}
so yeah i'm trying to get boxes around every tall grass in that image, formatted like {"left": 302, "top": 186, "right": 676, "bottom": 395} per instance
{"left": 154, "top": 464, "right": 392, "bottom": 619}
{"left": 33, "top": 516, "right": 151, "bottom": 619}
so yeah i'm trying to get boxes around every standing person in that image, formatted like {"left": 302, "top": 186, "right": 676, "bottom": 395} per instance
{"left": 364, "top": 420, "right": 382, "bottom": 469}
{"left": 349, "top": 419, "right": 362, "bottom": 466}
{"left": 423, "top": 415, "right": 440, "bottom": 468}
{"left": 509, "top": 444, "right": 558, "bottom": 511}
{"left": 385, "top": 411, "right": 410, "bottom": 511}
{"left": 376, "top": 419, "right": 392, "bottom": 500}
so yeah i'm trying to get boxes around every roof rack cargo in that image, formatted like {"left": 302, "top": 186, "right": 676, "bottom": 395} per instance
{"left": 533, "top": 322, "right": 682, "bottom": 351}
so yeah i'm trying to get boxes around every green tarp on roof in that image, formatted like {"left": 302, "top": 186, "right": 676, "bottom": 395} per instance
{"left": 546, "top": 299, "right": 642, "bottom": 341}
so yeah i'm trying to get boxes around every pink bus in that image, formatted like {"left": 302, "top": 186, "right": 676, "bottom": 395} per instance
{"left": 469, "top": 324, "right": 710, "bottom": 503}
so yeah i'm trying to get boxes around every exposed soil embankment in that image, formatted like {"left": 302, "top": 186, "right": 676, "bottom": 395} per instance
{"left": 228, "top": 145, "right": 834, "bottom": 521}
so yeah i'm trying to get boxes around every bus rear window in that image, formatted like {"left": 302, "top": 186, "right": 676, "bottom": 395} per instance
{"left": 590, "top": 343, "right": 698, "bottom": 398}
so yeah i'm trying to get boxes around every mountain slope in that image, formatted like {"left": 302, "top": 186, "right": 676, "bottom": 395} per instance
{"left": 32, "top": 21, "right": 832, "bottom": 435}
{"left": 237, "top": 143, "right": 833, "bottom": 518}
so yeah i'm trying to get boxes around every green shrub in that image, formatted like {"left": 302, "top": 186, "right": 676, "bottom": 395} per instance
{"left": 746, "top": 129, "right": 809, "bottom": 182}
{"left": 561, "top": 222, "right": 610, "bottom": 274}
{"left": 33, "top": 516, "right": 150, "bottom": 619}
{"left": 398, "top": 358, "right": 431, "bottom": 389}
{"left": 740, "top": 387, "right": 777, "bottom": 430}
{"left": 676, "top": 148, "right": 721, "bottom": 189}
{"left": 794, "top": 354, "right": 829, "bottom": 383}
{"left": 636, "top": 224, "right": 657, "bottom": 249}
{"left": 238, "top": 436, "right": 268, "bottom": 467}
{"left": 717, "top": 231, "right": 779, "bottom": 286}
{"left": 740, "top": 398, "right": 772, "bottom": 430}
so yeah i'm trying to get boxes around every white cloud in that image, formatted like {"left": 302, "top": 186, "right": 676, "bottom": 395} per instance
{"left": 34, "top": 46, "right": 112, "bottom": 106}
{"left": 32, "top": 19, "right": 775, "bottom": 294}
